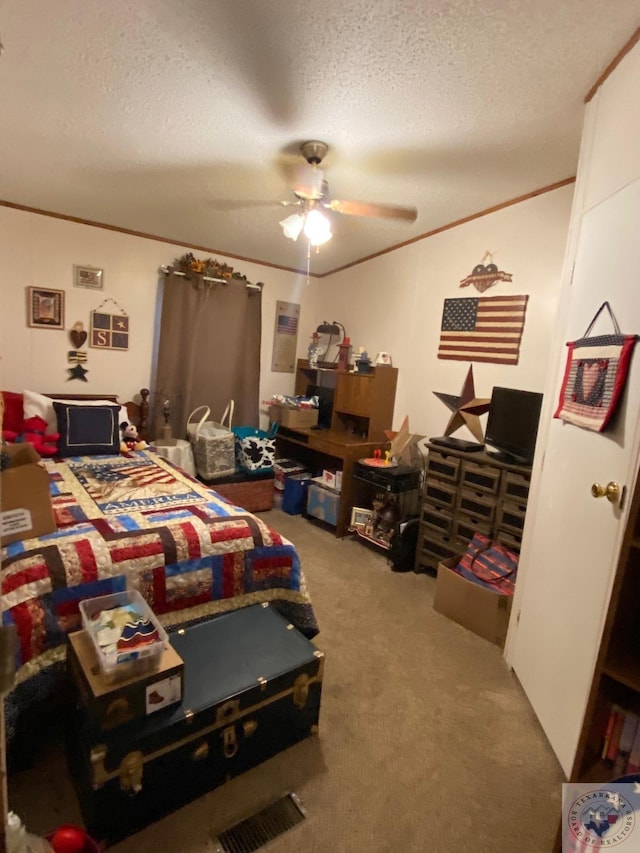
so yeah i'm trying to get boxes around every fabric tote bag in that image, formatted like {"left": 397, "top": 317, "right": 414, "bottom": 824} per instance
{"left": 554, "top": 301, "right": 638, "bottom": 433}
{"left": 232, "top": 422, "right": 279, "bottom": 474}
{"left": 186, "top": 400, "right": 236, "bottom": 479}
{"left": 454, "top": 533, "right": 518, "bottom": 596}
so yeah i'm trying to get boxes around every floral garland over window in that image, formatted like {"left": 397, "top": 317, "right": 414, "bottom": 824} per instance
{"left": 175, "top": 252, "right": 247, "bottom": 282}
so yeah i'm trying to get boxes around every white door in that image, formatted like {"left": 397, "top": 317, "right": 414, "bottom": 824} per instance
{"left": 507, "top": 176, "right": 640, "bottom": 776}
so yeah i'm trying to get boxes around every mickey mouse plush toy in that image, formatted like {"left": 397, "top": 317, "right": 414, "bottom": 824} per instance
{"left": 120, "top": 421, "right": 148, "bottom": 452}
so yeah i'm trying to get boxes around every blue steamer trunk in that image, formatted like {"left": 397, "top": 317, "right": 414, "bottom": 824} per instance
{"left": 66, "top": 604, "right": 323, "bottom": 846}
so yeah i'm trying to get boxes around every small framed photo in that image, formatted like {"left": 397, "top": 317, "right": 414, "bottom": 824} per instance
{"left": 74, "top": 265, "right": 104, "bottom": 290}
{"left": 350, "top": 506, "right": 372, "bottom": 530}
{"left": 27, "top": 287, "right": 65, "bottom": 330}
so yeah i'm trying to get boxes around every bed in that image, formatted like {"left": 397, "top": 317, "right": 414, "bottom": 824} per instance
{"left": 1, "top": 390, "right": 318, "bottom": 740}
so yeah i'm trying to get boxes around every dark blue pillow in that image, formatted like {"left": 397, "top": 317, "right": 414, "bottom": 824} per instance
{"left": 53, "top": 402, "right": 121, "bottom": 457}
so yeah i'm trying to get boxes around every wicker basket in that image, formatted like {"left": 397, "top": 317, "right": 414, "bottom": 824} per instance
{"left": 186, "top": 402, "right": 236, "bottom": 480}
{"left": 208, "top": 474, "right": 274, "bottom": 513}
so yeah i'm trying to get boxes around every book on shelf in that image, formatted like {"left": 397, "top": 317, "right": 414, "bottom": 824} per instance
{"left": 606, "top": 707, "right": 627, "bottom": 763}
{"left": 613, "top": 711, "right": 639, "bottom": 777}
{"left": 626, "top": 719, "right": 640, "bottom": 774}
{"left": 603, "top": 705, "right": 623, "bottom": 761}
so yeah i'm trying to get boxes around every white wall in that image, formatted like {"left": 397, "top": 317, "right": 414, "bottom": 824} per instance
{"left": 319, "top": 184, "right": 574, "bottom": 441}
{"left": 0, "top": 184, "right": 572, "bottom": 438}
{"left": 0, "top": 207, "right": 318, "bottom": 422}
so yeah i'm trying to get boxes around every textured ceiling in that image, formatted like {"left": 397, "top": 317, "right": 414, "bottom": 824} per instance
{"left": 0, "top": 1, "right": 637, "bottom": 275}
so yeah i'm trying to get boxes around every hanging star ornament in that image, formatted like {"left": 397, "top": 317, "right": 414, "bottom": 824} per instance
{"left": 67, "top": 363, "right": 89, "bottom": 382}
{"left": 433, "top": 366, "right": 490, "bottom": 443}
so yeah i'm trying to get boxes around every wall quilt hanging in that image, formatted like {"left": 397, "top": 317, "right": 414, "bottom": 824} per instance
{"left": 554, "top": 301, "right": 638, "bottom": 433}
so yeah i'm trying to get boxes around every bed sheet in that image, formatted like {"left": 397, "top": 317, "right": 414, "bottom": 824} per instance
{"left": 1, "top": 450, "right": 318, "bottom": 693}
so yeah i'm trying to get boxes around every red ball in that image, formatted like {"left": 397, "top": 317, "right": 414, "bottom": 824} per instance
{"left": 50, "top": 825, "right": 87, "bottom": 853}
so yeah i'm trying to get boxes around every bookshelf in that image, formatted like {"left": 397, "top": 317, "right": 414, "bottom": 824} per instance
{"left": 554, "top": 473, "right": 640, "bottom": 850}
{"left": 568, "top": 464, "right": 640, "bottom": 783}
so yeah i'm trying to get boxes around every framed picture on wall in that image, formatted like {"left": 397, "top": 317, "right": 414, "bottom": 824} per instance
{"left": 27, "top": 287, "right": 65, "bottom": 330}
{"left": 74, "top": 265, "right": 104, "bottom": 290}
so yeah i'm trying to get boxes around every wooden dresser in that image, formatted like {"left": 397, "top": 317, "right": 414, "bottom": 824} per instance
{"left": 414, "top": 442, "right": 532, "bottom": 572}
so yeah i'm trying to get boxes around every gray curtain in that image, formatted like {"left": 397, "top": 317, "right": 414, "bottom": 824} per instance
{"left": 153, "top": 272, "right": 262, "bottom": 440}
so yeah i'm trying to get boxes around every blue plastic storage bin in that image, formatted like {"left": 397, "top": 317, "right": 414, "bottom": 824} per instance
{"left": 306, "top": 483, "right": 339, "bottom": 526}
{"left": 282, "top": 473, "right": 313, "bottom": 515}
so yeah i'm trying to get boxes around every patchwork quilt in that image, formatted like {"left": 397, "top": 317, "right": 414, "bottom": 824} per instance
{"left": 1, "top": 451, "right": 318, "bottom": 691}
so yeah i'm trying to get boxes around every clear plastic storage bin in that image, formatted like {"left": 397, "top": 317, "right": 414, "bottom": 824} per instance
{"left": 79, "top": 589, "right": 168, "bottom": 682}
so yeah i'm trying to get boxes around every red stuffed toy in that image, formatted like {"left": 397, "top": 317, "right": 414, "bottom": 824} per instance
{"left": 3, "top": 415, "right": 60, "bottom": 457}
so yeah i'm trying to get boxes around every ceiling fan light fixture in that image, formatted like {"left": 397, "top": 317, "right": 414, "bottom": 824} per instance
{"left": 279, "top": 212, "right": 305, "bottom": 241}
{"left": 304, "top": 209, "right": 332, "bottom": 246}
{"left": 293, "top": 163, "right": 325, "bottom": 199}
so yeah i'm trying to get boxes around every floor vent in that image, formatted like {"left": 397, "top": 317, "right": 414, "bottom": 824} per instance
{"left": 213, "top": 792, "right": 306, "bottom": 853}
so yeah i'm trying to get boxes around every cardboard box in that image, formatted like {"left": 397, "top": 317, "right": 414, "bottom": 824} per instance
{"left": 322, "top": 469, "right": 342, "bottom": 492}
{"left": 268, "top": 404, "right": 319, "bottom": 430}
{"left": 67, "top": 629, "right": 184, "bottom": 730}
{"left": 273, "top": 458, "right": 308, "bottom": 490}
{"left": 433, "top": 557, "right": 513, "bottom": 647}
{"left": 1, "top": 443, "right": 56, "bottom": 545}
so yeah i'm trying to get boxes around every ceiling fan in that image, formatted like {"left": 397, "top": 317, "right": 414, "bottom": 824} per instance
{"left": 279, "top": 141, "right": 418, "bottom": 249}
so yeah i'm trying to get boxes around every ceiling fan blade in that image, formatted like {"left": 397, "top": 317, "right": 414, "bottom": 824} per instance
{"left": 326, "top": 199, "right": 417, "bottom": 222}
{"left": 208, "top": 199, "right": 285, "bottom": 212}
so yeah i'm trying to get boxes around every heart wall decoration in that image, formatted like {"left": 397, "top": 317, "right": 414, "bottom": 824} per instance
{"left": 70, "top": 321, "right": 88, "bottom": 349}
{"left": 67, "top": 321, "right": 89, "bottom": 381}
{"left": 459, "top": 251, "right": 512, "bottom": 293}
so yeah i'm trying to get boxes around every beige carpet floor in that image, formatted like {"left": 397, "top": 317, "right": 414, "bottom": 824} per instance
{"left": 8, "top": 509, "right": 564, "bottom": 852}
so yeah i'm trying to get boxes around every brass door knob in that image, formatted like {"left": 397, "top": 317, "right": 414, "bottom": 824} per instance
{"left": 591, "top": 481, "right": 621, "bottom": 503}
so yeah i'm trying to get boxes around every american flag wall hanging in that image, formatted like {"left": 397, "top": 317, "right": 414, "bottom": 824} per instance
{"left": 271, "top": 300, "right": 300, "bottom": 373}
{"left": 437, "top": 294, "right": 529, "bottom": 365}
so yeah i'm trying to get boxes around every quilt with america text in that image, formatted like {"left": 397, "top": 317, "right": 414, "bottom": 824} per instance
{"left": 1, "top": 451, "right": 318, "bottom": 693}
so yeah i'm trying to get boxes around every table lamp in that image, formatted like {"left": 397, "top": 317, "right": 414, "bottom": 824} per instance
{"left": 315, "top": 321, "right": 350, "bottom": 370}
{"left": 158, "top": 399, "right": 177, "bottom": 447}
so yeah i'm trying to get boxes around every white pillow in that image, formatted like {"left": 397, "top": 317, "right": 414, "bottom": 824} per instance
{"left": 23, "top": 390, "right": 129, "bottom": 434}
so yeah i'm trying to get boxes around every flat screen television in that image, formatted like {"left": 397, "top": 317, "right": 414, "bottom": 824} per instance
{"left": 484, "top": 387, "right": 543, "bottom": 465}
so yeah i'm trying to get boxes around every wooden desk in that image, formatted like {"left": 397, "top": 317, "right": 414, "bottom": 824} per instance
{"left": 276, "top": 426, "right": 387, "bottom": 537}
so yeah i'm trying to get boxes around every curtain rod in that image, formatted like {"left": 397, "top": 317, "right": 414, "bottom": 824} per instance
{"left": 160, "top": 265, "right": 262, "bottom": 290}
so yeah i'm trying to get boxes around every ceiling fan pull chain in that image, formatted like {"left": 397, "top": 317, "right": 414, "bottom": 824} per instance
{"left": 306, "top": 241, "right": 311, "bottom": 286}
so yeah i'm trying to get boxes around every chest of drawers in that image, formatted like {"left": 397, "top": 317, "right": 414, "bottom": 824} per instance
{"left": 414, "top": 443, "right": 532, "bottom": 572}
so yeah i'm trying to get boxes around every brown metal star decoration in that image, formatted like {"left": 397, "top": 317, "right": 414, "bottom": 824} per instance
{"left": 383, "top": 416, "right": 424, "bottom": 465}
{"left": 433, "top": 365, "right": 490, "bottom": 443}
